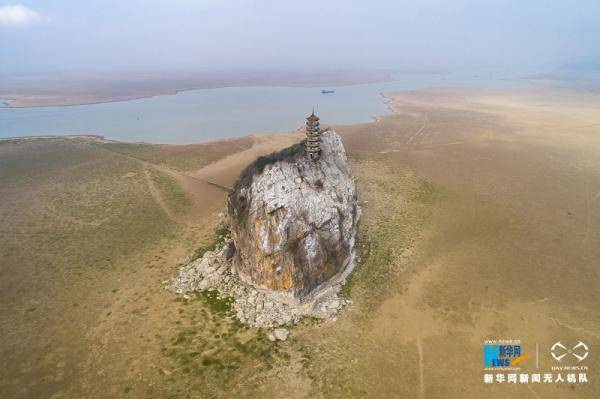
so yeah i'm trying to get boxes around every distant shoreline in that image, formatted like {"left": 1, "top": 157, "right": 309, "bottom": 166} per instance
{"left": 0, "top": 134, "right": 112, "bottom": 143}
{"left": 0, "top": 71, "right": 395, "bottom": 109}
{"left": 1, "top": 87, "right": 204, "bottom": 109}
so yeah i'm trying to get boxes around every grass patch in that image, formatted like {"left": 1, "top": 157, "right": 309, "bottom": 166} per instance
{"left": 160, "top": 292, "right": 288, "bottom": 396}
{"left": 0, "top": 139, "right": 180, "bottom": 397}
{"left": 89, "top": 136, "right": 254, "bottom": 172}
{"left": 196, "top": 290, "right": 234, "bottom": 317}
{"left": 190, "top": 225, "right": 230, "bottom": 261}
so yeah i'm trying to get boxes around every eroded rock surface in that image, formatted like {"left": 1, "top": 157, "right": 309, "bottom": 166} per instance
{"left": 228, "top": 130, "right": 360, "bottom": 302}
{"left": 168, "top": 130, "right": 359, "bottom": 327}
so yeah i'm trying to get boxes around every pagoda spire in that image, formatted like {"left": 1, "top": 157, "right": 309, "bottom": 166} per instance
{"left": 305, "top": 110, "right": 321, "bottom": 161}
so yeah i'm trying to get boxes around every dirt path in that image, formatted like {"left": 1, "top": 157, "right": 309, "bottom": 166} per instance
{"left": 94, "top": 143, "right": 234, "bottom": 192}
{"left": 96, "top": 142, "right": 233, "bottom": 228}
{"left": 406, "top": 114, "right": 429, "bottom": 145}
{"left": 416, "top": 337, "right": 426, "bottom": 399}
{"left": 142, "top": 166, "right": 182, "bottom": 225}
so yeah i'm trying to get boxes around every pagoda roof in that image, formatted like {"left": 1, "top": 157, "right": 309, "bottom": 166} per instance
{"left": 306, "top": 113, "right": 319, "bottom": 122}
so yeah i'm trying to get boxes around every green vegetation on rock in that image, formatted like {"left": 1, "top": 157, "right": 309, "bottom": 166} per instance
{"left": 252, "top": 141, "right": 304, "bottom": 173}
{"left": 191, "top": 225, "right": 230, "bottom": 261}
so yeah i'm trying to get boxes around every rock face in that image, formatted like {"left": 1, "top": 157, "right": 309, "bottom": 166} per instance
{"left": 228, "top": 130, "right": 359, "bottom": 302}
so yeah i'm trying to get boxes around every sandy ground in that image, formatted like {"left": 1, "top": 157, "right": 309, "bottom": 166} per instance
{"left": 1, "top": 86, "right": 599, "bottom": 398}
{"left": 324, "top": 87, "right": 600, "bottom": 398}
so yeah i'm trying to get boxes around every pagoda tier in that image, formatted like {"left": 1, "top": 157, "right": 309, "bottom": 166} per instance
{"left": 305, "top": 111, "right": 322, "bottom": 161}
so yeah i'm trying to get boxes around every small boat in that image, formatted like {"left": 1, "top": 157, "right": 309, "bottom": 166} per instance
{"left": 321, "top": 89, "right": 335, "bottom": 94}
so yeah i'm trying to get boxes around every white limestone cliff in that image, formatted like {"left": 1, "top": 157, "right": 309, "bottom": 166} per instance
{"left": 169, "top": 130, "right": 360, "bottom": 327}
{"left": 228, "top": 129, "right": 360, "bottom": 302}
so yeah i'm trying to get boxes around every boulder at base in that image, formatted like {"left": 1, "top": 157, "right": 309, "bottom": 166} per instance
{"left": 228, "top": 130, "right": 360, "bottom": 302}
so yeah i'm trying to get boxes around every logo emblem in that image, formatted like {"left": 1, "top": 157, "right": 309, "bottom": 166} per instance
{"left": 484, "top": 344, "right": 529, "bottom": 367}
{"left": 551, "top": 341, "right": 588, "bottom": 362}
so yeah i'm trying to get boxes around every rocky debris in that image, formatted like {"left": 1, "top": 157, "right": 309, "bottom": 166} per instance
{"left": 273, "top": 328, "right": 289, "bottom": 341}
{"left": 168, "top": 242, "right": 352, "bottom": 328}
{"left": 228, "top": 130, "right": 360, "bottom": 302}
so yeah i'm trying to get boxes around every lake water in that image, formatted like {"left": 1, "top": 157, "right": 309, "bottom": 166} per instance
{"left": 0, "top": 72, "right": 528, "bottom": 144}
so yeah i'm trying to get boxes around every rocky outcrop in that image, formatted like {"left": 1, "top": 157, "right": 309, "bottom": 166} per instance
{"left": 228, "top": 130, "right": 360, "bottom": 302}
{"left": 168, "top": 129, "right": 360, "bottom": 327}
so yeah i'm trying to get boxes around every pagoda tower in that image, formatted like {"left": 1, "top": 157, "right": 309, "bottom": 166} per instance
{"left": 305, "top": 110, "right": 321, "bottom": 161}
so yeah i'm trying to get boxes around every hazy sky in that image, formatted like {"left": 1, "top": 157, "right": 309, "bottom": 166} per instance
{"left": 1, "top": 0, "right": 599, "bottom": 75}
